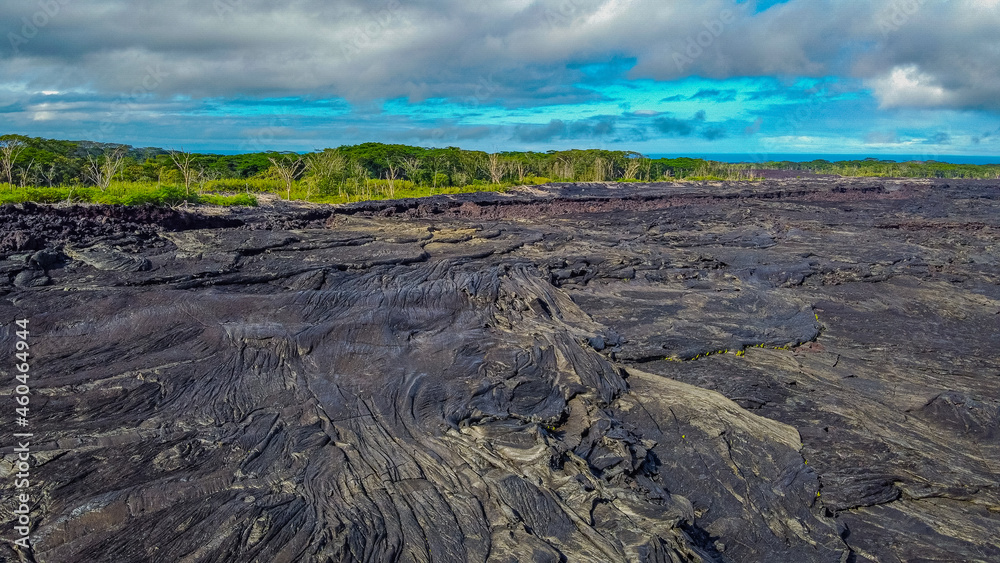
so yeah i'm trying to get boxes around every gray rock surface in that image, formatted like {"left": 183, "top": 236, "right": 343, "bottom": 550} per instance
{"left": 0, "top": 177, "right": 997, "bottom": 562}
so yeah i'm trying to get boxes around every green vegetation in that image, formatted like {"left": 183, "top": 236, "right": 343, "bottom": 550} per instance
{"left": 0, "top": 181, "right": 257, "bottom": 207}
{"left": 761, "top": 157, "right": 1000, "bottom": 179}
{"left": 1, "top": 134, "right": 998, "bottom": 207}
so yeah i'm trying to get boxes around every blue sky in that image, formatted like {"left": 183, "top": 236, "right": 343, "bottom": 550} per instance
{"left": 2, "top": 0, "right": 999, "bottom": 158}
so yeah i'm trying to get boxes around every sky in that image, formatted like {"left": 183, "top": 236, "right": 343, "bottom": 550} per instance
{"left": 2, "top": 0, "right": 1000, "bottom": 159}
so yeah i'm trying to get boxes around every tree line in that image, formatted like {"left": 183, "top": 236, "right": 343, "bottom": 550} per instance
{"left": 2, "top": 134, "right": 997, "bottom": 202}
{"left": 0, "top": 135, "right": 749, "bottom": 196}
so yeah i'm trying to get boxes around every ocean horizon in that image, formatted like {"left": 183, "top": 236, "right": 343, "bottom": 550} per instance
{"left": 647, "top": 153, "right": 1000, "bottom": 165}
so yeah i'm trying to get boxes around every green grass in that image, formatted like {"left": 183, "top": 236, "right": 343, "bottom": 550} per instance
{"left": 273, "top": 178, "right": 511, "bottom": 205}
{"left": 765, "top": 159, "right": 1000, "bottom": 179}
{"left": 0, "top": 182, "right": 258, "bottom": 207}
{"left": 0, "top": 179, "right": 507, "bottom": 207}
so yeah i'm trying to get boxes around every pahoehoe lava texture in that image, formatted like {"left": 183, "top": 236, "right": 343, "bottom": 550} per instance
{"left": 1, "top": 178, "right": 998, "bottom": 562}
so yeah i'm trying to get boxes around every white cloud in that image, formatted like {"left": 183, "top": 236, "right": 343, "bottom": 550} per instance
{"left": 868, "top": 65, "right": 952, "bottom": 109}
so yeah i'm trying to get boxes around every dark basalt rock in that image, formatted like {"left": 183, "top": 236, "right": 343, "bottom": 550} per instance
{"left": 0, "top": 177, "right": 998, "bottom": 562}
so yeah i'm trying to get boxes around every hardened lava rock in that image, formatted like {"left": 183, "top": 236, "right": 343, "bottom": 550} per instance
{"left": 1, "top": 177, "right": 998, "bottom": 562}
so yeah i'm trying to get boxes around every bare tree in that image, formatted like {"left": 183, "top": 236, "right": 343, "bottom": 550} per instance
{"left": 623, "top": 158, "right": 641, "bottom": 180}
{"left": 196, "top": 166, "right": 220, "bottom": 194}
{"left": 41, "top": 161, "right": 58, "bottom": 187}
{"left": 169, "top": 149, "right": 197, "bottom": 197}
{"left": 0, "top": 138, "right": 26, "bottom": 187}
{"left": 425, "top": 154, "right": 444, "bottom": 191}
{"left": 269, "top": 155, "right": 305, "bottom": 200}
{"left": 20, "top": 158, "right": 36, "bottom": 189}
{"left": 85, "top": 147, "right": 127, "bottom": 192}
{"left": 384, "top": 158, "right": 400, "bottom": 199}
{"left": 401, "top": 157, "right": 421, "bottom": 184}
{"left": 551, "top": 156, "right": 575, "bottom": 180}
{"left": 349, "top": 161, "right": 368, "bottom": 200}
{"left": 486, "top": 153, "right": 506, "bottom": 185}
{"left": 509, "top": 158, "right": 527, "bottom": 183}
{"left": 591, "top": 156, "right": 608, "bottom": 182}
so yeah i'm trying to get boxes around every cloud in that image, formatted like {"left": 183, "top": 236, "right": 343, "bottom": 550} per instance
{"left": 700, "top": 126, "right": 727, "bottom": 140}
{"left": 1, "top": 0, "right": 998, "bottom": 153}
{"left": 652, "top": 117, "right": 694, "bottom": 136}
{"left": 571, "top": 117, "right": 616, "bottom": 137}
{"left": 972, "top": 126, "right": 1000, "bottom": 145}
{"left": 513, "top": 116, "right": 618, "bottom": 143}
{"left": 867, "top": 65, "right": 952, "bottom": 109}
{"left": 689, "top": 89, "right": 737, "bottom": 101}
{"left": 926, "top": 132, "right": 951, "bottom": 145}
{"left": 646, "top": 111, "right": 726, "bottom": 140}
{"left": 864, "top": 131, "right": 899, "bottom": 144}
{"left": 1, "top": 0, "right": 995, "bottom": 112}
{"left": 661, "top": 89, "right": 738, "bottom": 103}
{"left": 406, "top": 125, "right": 494, "bottom": 142}
{"left": 855, "top": 0, "right": 1000, "bottom": 111}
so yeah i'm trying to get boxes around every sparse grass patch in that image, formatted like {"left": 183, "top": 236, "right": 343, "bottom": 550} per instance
{"left": 0, "top": 182, "right": 258, "bottom": 207}
{"left": 204, "top": 178, "right": 283, "bottom": 193}
{"left": 199, "top": 193, "right": 258, "bottom": 207}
